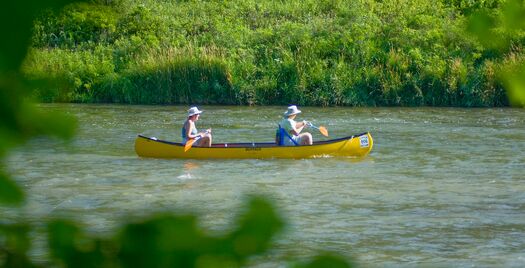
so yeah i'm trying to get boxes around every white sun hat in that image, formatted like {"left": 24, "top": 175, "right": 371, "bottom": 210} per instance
{"left": 284, "top": 105, "right": 302, "bottom": 117}
{"left": 187, "top": 106, "right": 203, "bottom": 117}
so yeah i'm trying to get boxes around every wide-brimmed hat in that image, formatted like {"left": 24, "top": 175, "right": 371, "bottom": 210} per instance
{"left": 187, "top": 106, "right": 203, "bottom": 117}
{"left": 284, "top": 105, "right": 301, "bottom": 117}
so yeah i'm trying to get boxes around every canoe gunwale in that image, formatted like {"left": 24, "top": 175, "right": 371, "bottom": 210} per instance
{"left": 137, "top": 132, "right": 369, "bottom": 148}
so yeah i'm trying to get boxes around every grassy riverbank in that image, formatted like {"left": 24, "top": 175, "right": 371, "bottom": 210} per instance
{"left": 23, "top": 0, "right": 524, "bottom": 106}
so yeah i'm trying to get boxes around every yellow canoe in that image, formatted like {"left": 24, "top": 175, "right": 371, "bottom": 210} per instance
{"left": 134, "top": 132, "right": 373, "bottom": 159}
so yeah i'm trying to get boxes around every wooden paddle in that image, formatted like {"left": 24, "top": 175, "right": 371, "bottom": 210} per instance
{"left": 306, "top": 122, "right": 329, "bottom": 137}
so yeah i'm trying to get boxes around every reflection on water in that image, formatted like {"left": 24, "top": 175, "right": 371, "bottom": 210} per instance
{"left": 4, "top": 104, "right": 525, "bottom": 267}
{"left": 177, "top": 161, "right": 200, "bottom": 180}
{"left": 183, "top": 161, "right": 200, "bottom": 171}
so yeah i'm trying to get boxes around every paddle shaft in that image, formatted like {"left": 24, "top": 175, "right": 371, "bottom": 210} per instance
{"left": 306, "top": 122, "right": 329, "bottom": 137}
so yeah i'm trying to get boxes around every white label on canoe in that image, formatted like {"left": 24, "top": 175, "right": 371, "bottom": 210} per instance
{"left": 359, "top": 135, "right": 369, "bottom": 147}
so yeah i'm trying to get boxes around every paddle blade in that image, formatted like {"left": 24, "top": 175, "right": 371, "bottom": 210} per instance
{"left": 318, "top": 126, "right": 329, "bottom": 137}
{"left": 184, "top": 139, "right": 196, "bottom": 152}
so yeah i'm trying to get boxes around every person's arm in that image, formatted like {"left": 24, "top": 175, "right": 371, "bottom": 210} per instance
{"left": 193, "top": 125, "right": 211, "bottom": 138}
{"left": 297, "top": 120, "right": 308, "bottom": 128}
{"left": 291, "top": 120, "right": 307, "bottom": 135}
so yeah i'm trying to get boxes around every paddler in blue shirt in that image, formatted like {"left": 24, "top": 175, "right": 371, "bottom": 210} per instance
{"left": 276, "top": 105, "right": 313, "bottom": 146}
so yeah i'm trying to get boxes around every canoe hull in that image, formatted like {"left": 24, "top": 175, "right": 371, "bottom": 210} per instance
{"left": 134, "top": 132, "right": 373, "bottom": 159}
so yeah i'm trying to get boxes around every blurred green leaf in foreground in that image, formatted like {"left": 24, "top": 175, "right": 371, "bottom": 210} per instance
{"left": 0, "top": 0, "right": 78, "bottom": 205}
{"left": 467, "top": 0, "right": 525, "bottom": 107}
{"left": 46, "top": 197, "right": 288, "bottom": 268}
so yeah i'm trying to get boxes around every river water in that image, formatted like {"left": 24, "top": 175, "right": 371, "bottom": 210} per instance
{"left": 4, "top": 104, "right": 525, "bottom": 267}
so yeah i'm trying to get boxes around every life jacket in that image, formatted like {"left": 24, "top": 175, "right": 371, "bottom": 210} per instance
{"left": 275, "top": 124, "right": 299, "bottom": 146}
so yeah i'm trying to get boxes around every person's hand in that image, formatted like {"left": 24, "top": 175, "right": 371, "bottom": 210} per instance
{"left": 206, "top": 128, "right": 212, "bottom": 133}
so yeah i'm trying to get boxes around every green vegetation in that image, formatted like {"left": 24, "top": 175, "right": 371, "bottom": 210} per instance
{"left": 466, "top": 0, "right": 525, "bottom": 106}
{"left": 23, "top": 0, "right": 525, "bottom": 106}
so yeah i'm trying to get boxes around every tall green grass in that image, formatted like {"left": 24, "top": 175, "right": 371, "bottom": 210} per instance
{"left": 25, "top": 46, "right": 234, "bottom": 104}
{"left": 23, "top": 0, "right": 523, "bottom": 106}
{"left": 97, "top": 48, "right": 234, "bottom": 104}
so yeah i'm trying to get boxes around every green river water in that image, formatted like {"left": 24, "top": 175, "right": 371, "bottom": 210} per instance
{"left": 4, "top": 104, "right": 525, "bottom": 267}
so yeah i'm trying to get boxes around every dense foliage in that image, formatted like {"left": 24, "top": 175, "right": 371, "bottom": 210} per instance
{"left": 24, "top": 0, "right": 525, "bottom": 106}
